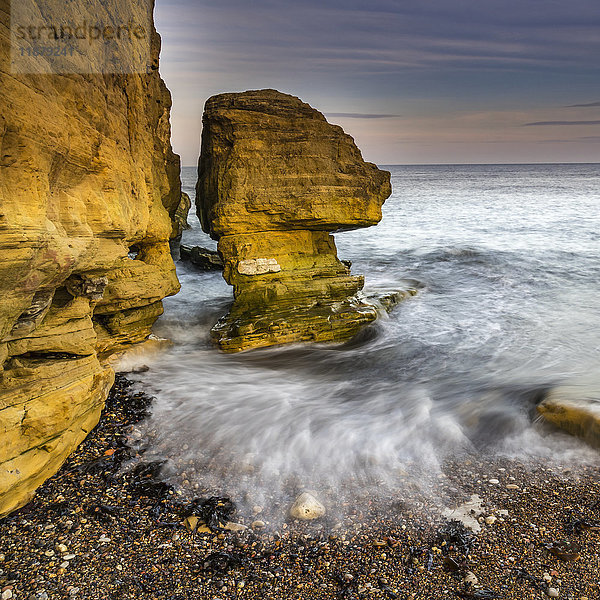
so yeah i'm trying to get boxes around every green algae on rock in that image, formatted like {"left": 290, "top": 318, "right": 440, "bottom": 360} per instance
{"left": 196, "top": 89, "right": 392, "bottom": 352}
{"left": 537, "top": 379, "right": 600, "bottom": 448}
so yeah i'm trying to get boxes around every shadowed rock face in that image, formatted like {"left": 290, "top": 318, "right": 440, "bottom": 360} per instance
{"left": 196, "top": 89, "right": 392, "bottom": 352}
{"left": 0, "top": 0, "right": 181, "bottom": 515}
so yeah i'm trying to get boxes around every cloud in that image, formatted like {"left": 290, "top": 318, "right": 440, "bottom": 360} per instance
{"left": 156, "top": 0, "right": 600, "bottom": 164}
{"left": 326, "top": 112, "right": 401, "bottom": 119}
{"left": 523, "top": 120, "right": 600, "bottom": 126}
{"left": 566, "top": 101, "right": 600, "bottom": 107}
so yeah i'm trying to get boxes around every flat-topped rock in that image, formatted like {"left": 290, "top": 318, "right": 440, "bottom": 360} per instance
{"left": 197, "top": 89, "right": 391, "bottom": 239}
{"left": 196, "top": 90, "right": 391, "bottom": 352}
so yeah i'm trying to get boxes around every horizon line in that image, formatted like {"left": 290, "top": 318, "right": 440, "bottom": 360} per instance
{"left": 181, "top": 161, "right": 600, "bottom": 168}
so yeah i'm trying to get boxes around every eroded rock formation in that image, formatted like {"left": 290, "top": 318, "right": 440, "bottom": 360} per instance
{"left": 196, "top": 89, "right": 391, "bottom": 352}
{"left": 0, "top": 0, "right": 181, "bottom": 514}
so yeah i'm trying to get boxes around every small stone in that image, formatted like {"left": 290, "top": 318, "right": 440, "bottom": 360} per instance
{"left": 68, "top": 588, "right": 80, "bottom": 596}
{"left": 60, "top": 561, "right": 69, "bottom": 569}
{"left": 251, "top": 520, "right": 265, "bottom": 530}
{"left": 183, "top": 516, "right": 200, "bottom": 532}
{"left": 98, "top": 535, "right": 111, "bottom": 543}
{"left": 224, "top": 521, "right": 247, "bottom": 532}
{"left": 488, "top": 478, "right": 500, "bottom": 484}
{"left": 63, "top": 554, "right": 76, "bottom": 561}
{"left": 506, "top": 484, "right": 520, "bottom": 490}
{"left": 464, "top": 571, "right": 478, "bottom": 585}
{"left": 1, "top": 590, "right": 12, "bottom": 600}
{"left": 56, "top": 543, "right": 68, "bottom": 553}
{"left": 548, "top": 588, "right": 559, "bottom": 598}
{"left": 543, "top": 573, "right": 552, "bottom": 583}
{"left": 485, "top": 515, "right": 497, "bottom": 525}
{"left": 289, "top": 492, "right": 326, "bottom": 520}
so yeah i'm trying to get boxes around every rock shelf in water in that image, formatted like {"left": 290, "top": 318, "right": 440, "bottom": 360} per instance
{"left": 195, "top": 89, "right": 392, "bottom": 352}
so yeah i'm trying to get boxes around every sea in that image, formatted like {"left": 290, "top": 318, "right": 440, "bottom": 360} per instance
{"left": 129, "top": 164, "right": 600, "bottom": 503}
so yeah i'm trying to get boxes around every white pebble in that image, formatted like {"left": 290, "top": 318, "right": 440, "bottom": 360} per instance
{"left": 547, "top": 588, "right": 559, "bottom": 598}
{"left": 488, "top": 478, "right": 500, "bottom": 484}
{"left": 485, "top": 515, "right": 497, "bottom": 525}
{"left": 289, "top": 492, "right": 326, "bottom": 520}
{"left": 1, "top": 590, "right": 13, "bottom": 600}
{"left": 464, "top": 571, "right": 478, "bottom": 585}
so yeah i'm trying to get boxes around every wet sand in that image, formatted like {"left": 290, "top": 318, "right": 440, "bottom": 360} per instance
{"left": 1, "top": 376, "right": 599, "bottom": 600}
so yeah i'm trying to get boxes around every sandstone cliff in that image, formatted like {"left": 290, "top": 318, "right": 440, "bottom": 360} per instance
{"left": 0, "top": 0, "right": 181, "bottom": 515}
{"left": 196, "top": 89, "right": 391, "bottom": 352}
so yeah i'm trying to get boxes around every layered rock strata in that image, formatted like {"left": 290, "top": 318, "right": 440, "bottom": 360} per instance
{"left": 196, "top": 89, "right": 391, "bottom": 352}
{"left": 0, "top": 0, "right": 181, "bottom": 515}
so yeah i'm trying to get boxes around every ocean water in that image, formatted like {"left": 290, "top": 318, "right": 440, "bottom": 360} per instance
{"left": 130, "top": 164, "right": 600, "bottom": 503}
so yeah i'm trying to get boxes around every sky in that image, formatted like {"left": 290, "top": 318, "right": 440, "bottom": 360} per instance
{"left": 155, "top": 0, "right": 600, "bottom": 165}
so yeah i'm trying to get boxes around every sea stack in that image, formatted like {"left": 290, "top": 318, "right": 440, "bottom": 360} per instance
{"left": 196, "top": 89, "right": 392, "bottom": 352}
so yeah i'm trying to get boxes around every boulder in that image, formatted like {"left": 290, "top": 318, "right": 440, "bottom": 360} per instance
{"left": 180, "top": 245, "right": 224, "bottom": 271}
{"left": 537, "top": 379, "right": 600, "bottom": 448}
{"left": 196, "top": 89, "right": 391, "bottom": 352}
{"left": 0, "top": 0, "right": 180, "bottom": 515}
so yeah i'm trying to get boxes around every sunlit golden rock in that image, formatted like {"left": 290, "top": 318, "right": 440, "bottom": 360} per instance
{"left": 537, "top": 380, "right": 600, "bottom": 448}
{"left": 0, "top": 0, "right": 180, "bottom": 515}
{"left": 196, "top": 89, "right": 391, "bottom": 352}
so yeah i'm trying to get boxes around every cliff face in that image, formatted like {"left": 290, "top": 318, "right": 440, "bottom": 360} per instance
{"left": 0, "top": 0, "right": 182, "bottom": 515}
{"left": 197, "top": 89, "right": 391, "bottom": 352}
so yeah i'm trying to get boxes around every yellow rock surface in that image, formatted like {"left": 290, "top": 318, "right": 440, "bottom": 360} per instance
{"left": 197, "top": 90, "right": 391, "bottom": 352}
{"left": 537, "top": 380, "right": 600, "bottom": 448}
{"left": 197, "top": 90, "right": 391, "bottom": 238}
{"left": 0, "top": 0, "right": 181, "bottom": 514}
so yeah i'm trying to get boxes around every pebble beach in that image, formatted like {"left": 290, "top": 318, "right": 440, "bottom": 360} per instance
{"left": 1, "top": 376, "right": 599, "bottom": 600}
